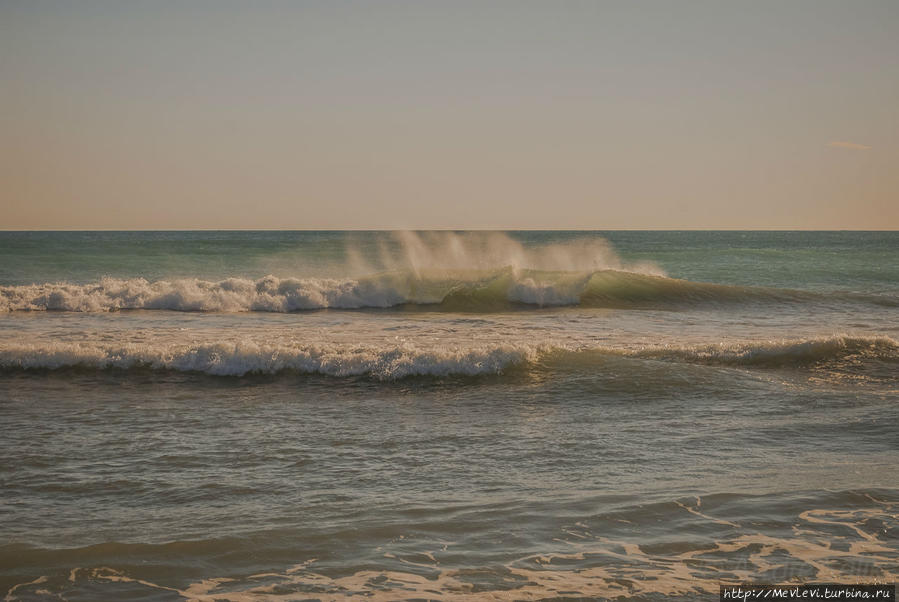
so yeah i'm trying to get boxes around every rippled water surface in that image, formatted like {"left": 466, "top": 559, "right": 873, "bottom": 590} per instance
{"left": 1, "top": 231, "right": 897, "bottom": 600}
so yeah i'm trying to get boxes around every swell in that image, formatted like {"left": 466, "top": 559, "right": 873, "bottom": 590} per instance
{"left": 0, "top": 336, "right": 894, "bottom": 379}
{"left": 1, "top": 270, "right": 893, "bottom": 313}
{"left": 628, "top": 335, "right": 899, "bottom": 368}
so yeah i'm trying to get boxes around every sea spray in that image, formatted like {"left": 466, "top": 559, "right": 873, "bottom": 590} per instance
{"left": 346, "top": 231, "right": 666, "bottom": 278}
{"left": 0, "top": 270, "right": 849, "bottom": 312}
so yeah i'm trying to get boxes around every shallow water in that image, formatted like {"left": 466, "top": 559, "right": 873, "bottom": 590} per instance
{"left": 1, "top": 231, "right": 897, "bottom": 600}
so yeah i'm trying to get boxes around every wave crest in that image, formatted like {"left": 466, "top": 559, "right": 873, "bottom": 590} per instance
{"left": 1, "top": 336, "right": 894, "bottom": 379}
{"left": 630, "top": 335, "right": 899, "bottom": 368}
{"left": 0, "top": 341, "right": 539, "bottom": 379}
{"left": 0, "top": 269, "right": 847, "bottom": 313}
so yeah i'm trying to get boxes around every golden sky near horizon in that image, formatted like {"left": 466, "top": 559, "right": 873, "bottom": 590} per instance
{"left": 1, "top": 1, "right": 897, "bottom": 230}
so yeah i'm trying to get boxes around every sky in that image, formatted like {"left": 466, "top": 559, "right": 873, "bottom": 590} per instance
{"left": 1, "top": 0, "right": 897, "bottom": 230}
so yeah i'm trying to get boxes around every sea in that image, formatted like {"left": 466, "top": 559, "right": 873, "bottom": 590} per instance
{"left": 1, "top": 230, "right": 897, "bottom": 601}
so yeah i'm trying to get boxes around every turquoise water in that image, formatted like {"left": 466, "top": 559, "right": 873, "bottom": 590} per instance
{"left": 1, "top": 231, "right": 897, "bottom": 600}
{"left": 2, "top": 231, "right": 897, "bottom": 292}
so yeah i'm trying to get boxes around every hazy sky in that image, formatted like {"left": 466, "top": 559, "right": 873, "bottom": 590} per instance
{"left": 2, "top": 0, "right": 897, "bottom": 229}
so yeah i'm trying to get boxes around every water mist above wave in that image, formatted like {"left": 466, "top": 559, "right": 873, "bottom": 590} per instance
{"left": 3, "top": 232, "right": 894, "bottom": 312}
{"left": 345, "top": 231, "right": 666, "bottom": 277}
{"left": 2, "top": 268, "right": 884, "bottom": 313}
{"left": 0, "top": 232, "right": 671, "bottom": 312}
{"left": 0, "top": 270, "right": 803, "bottom": 312}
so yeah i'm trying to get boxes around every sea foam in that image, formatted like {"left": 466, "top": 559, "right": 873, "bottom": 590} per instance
{"left": 1, "top": 336, "right": 894, "bottom": 379}
{"left": 0, "top": 340, "right": 540, "bottom": 379}
{"left": 0, "top": 232, "right": 677, "bottom": 312}
{"left": 0, "top": 270, "right": 840, "bottom": 313}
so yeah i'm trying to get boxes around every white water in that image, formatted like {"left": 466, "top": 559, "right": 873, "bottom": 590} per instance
{"left": 1, "top": 335, "right": 894, "bottom": 378}
{"left": 1, "top": 232, "right": 672, "bottom": 312}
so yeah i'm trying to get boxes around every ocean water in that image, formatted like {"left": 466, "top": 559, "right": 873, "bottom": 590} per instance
{"left": 0, "top": 230, "right": 897, "bottom": 601}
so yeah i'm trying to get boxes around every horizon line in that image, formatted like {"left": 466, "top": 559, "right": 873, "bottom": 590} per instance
{"left": 1, "top": 227, "right": 897, "bottom": 233}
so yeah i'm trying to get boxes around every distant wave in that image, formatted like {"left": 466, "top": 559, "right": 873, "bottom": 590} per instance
{"left": 2, "top": 270, "right": 891, "bottom": 313}
{"left": 1, "top": 336, "right": 894, "bottom": 379}
{"left": 628, "top": 335, "right": 899, "bottom": 368}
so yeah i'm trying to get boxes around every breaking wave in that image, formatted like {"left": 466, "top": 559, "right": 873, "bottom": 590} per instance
{"left": 3, "top": 231, "right": 894, "bottom": 313}
{"left": 0, "top": 341, "right": 541, "bottom": 379}
{"left": 1, "top": 336, "right": 894, "bottom": 379}
{"left": 0, "top": 269, "right": 871, "bottom": 313}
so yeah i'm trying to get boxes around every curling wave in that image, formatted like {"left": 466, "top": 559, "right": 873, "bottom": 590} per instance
{"left": 0, "top": 336, "right": 894, "bottom": 379}
{"left": 2, "top": 269, "right": 885, "bottom": 313}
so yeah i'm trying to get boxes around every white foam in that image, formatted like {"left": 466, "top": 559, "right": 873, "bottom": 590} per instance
{"left": 0, "top": 276, "right": 416, "bottom": 313}
{"left": 0, "top": 341, "right": 540, "bottom": 379}
{"left": 1, "top": 233, "right": 669, "bottom": 313}
{"left": 0, "top": 270, "right": 647, "bottom": 312}
{"left": 1, "top": 336, "right": 894, "bottom": 378}
{"left": 507, "top": 275, "right": 590, "bottom": 306}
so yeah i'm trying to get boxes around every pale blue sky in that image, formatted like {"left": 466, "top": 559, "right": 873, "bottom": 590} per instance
{"left": 2, "top": 1, "right": 897, "bottom": 229}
